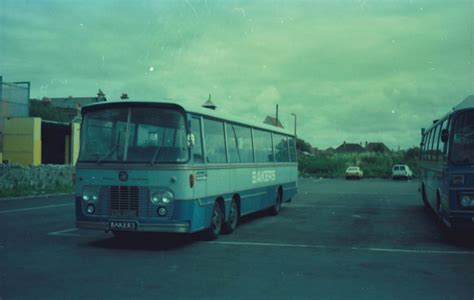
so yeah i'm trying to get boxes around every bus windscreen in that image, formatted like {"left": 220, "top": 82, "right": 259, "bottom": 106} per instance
{"left": 451, "top": 110, "right": 474, "bottom": 165}
{"left": 79, "top": 106, "right": 188, "bottom": 163}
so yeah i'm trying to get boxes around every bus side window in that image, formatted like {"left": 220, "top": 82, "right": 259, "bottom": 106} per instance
{"left": 289, "top": 137, "right": 297, "bottom": 162}
{"left": 191, "top": 117, "right": 204, "bottom": 163}
{"left": 433, "top": 123, "right": 442, "bottom": 161}
{"left": 254, "top": 129, "right": 274, "bottom": 163}
{"left": 441, "top": 116, "right": 451, "bottom": 160}
{"left": 424, "top": 130, "right": 432, "bottom": 160}
{"left": 274, "top": 134, "right": 290, "bottom": 162}
{"left": 226, "top": 123, "right": 253, "bottom": 163}
{"left": 203, "top": 118, "right": 227, "bottom": 163}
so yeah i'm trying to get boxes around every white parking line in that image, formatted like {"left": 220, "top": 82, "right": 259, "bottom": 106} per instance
{"left": 303, "top": 192, "right": 414, "bottom": 196}
{"left": 289, "top": 204, "right": 403, "bottom": 211}
{"left": 211, "top": 241, "right": 474, "bottom": 255}
{"left": 48, "top": 228, "right": 80, "bottom": 237}
{"left": 0, "top": 203, "right": 73, "bottom": 214}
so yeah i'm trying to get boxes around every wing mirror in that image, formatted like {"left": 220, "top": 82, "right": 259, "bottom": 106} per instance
{"left": 187, "top": 133, "right": 195, "bottom": 147}
{"left": 441, "top": 129, "right": 449, "bottom": 143}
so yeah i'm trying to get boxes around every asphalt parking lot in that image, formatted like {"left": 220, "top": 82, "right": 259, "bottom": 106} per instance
{"left": 1, "top": 178, "right": 473, "bottom": 299}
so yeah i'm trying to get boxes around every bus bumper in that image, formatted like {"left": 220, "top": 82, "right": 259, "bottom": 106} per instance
{"left": 447, "top": 212, "right": 474, "bottom": 230}
{"left": 76, "top": 220, "right": 191, "bottom": 233}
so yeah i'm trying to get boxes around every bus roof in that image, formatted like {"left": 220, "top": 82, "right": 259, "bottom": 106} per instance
{"left": 82, "top": 99, "right": 295, "bottom": 136}
{"left": 453, "top": 95, "right": 474, "bottom": 111}
{"left": 424, "top": 95, "right": 474, "bottom": 133}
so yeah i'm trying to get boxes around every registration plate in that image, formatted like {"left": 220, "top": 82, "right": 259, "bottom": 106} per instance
{"left": 109, "top": 221, "right": 137, "bottom": 231}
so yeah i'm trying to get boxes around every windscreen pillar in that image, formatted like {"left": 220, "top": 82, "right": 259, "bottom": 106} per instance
{"left": 71, "top": 122, "right": 81, "bottom": 165}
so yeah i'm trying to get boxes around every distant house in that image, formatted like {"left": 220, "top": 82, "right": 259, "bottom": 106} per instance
{"left": 365, "top": 142, "right": 390, "bottom": 153}
{"left": 263, "top": 116, "right": 284, "bottom": 128}
{"left": 335, "top": 142, "right": 364, "bottom": 153}
{"left": 47, "top": 94, "right": 106, "bottom": 109}
{"left": 324, "top": 147, "right": 335, "bottom": 153}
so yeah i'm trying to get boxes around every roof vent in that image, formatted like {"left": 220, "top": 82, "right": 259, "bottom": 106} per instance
{"left": 202, "top": 94, "right": 216, "bottom": 110}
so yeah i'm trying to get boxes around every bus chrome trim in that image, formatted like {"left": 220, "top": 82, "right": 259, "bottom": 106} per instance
{"left": 449, "top": 210, "right": 474, "bottom": 214}
{"left": 76, "top": 221, "right": 190, "bottom": 233}
{"left": 76, "top": 162, "right": 297, "bottom": 171}
{"left": 449, "top": 187, "right": 474, "bottom": 191}
{"left": 241, "top": 192, "right": 267, "bottom": 199}
{"left": 198, "top": 199, "right": 215, "bottom": 206}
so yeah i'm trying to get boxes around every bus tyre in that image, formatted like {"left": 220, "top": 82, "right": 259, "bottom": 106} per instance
{"left": 204, "top": 202, "right": 224, "bottom": 240}
{"left": 224, "top": 199, "right": 239, "bottom": 234}
{"left": 269, "top": 190, "right": 282, "bottom": 216}
{"left": 421, "top": 186, "right": 430, "bottom": 210}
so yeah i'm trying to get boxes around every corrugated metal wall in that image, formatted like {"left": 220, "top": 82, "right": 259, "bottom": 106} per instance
{"left": 0, "top": 76, "right": 31, "bottom": 152}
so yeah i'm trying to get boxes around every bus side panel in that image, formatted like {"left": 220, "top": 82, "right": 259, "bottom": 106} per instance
{"left": 229, "top": 164, "right": 298, "bottom": 215}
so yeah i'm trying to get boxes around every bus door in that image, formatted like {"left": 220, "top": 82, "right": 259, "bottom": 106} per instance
{"left": 190, "top": 117, "right": 207, "bottom": 200}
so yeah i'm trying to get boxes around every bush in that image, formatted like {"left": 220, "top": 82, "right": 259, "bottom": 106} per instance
{"left": 298, "top": 151, "right": 419, "bottom": 178}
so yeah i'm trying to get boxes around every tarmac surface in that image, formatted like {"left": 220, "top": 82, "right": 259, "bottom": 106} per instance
{"left": 1, "top": 178, "right": 473, "bottom": 299}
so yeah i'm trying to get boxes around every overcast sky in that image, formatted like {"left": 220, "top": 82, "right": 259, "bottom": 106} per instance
{"left": 1, "top": 0, "right": 473, "bottom": 149}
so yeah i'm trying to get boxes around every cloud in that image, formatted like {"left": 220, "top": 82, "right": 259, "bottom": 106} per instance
{"left": 0, "top": 0, "right": 472, "bottom": 149}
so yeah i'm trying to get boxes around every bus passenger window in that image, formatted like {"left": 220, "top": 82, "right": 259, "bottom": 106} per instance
{"left": 289, "top": 137, "right": 297, "bottom": 162}
{"left": 274, "top": 134, "right": 290, "bottom": 162}
{"left": 191, "top": 118, "right": 204, "bottom": 163}
{"left": 226, "top": 124, "right": 253, "bottom": 163}
{"left": 254, "top": 129, "right": 274, "bottom": 162}
{"left": 203, "top": 119, "right": 227, "bottom": 163}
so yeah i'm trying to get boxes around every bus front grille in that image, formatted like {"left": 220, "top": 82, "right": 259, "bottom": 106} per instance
{"left": 110, "top": 186, "right": 139, "bottom": 218}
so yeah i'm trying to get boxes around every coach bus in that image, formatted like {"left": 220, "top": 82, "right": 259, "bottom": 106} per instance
{"left": 75, "top": 100, "right": 298, "bottom": 239}
{"left": 419, "top": 95, "right": 474, "bottom": 231}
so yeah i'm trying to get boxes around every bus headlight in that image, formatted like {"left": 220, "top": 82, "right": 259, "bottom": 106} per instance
{"left": 150, "top": 191, "right": 174, "bottom": 205}
{"left": 83, "top": 190, "right": 99, "bottom": 202}
{"left": 460, "top": 194, "right": 473, "bottom": 207}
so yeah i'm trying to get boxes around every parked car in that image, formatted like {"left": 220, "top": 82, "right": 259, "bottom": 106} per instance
{"left": 392, "top": 164, "right": 413, "bottom": 180}
{"left": 345, "top": 166, "right": 363, "bottom": 179}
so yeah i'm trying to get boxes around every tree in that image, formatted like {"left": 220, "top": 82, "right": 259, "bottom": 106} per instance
{"left": 296, "top": 138, "right": 312, "bottom": 153}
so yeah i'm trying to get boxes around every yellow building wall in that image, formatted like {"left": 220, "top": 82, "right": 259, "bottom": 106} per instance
{"left": 3, "top": 117, "right": 42, "bottom": 165}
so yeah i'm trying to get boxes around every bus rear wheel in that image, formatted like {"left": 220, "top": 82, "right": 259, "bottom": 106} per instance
{"left": 269, "top": 189, "right": 282, "bottom": 216}
{"left": 224, "top": 199, "right": 239, "bottom": 234}
{"left": 204, "top": 202, "right": 224, "bottom": 240}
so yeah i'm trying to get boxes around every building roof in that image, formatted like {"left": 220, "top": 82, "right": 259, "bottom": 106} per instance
{"left": 48, "top": 96, "right": 105, "bottom": 109}
{"left": 366, "top": 142, "right": 390, "bottom": 152}
{"left": 336, "top": 142, "right": 364, "bottom": 153}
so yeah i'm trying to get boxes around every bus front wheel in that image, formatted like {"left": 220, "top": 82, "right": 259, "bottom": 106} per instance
{"left": 204, "top": 202, "right": 224, "bottom": 240}
{"left": 421, "top": 185, "right": 430, "bottom": 210}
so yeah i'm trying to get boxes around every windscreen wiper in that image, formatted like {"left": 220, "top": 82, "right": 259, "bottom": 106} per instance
{"left": 97, "top": 144, "right": 119, "bottom": 165}
{"left": 150, "top": 146, "right": 162, "bottom": 166}
{"left": 97, "top": 133, "right": 121, "bottom": 165}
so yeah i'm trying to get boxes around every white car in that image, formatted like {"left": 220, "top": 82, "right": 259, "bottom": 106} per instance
{"left": 345, "top": 166, "right": 363, "bottom": 179}
{"left": 392, "top": 165, "right": 413, "bottom": 180}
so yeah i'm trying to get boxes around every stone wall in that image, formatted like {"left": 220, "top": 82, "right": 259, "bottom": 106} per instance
{"left": 0, "top": 163, "right": 73, "bottom": 194}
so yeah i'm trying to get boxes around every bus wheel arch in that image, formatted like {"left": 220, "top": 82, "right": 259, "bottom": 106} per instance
{"left": 224, "top": 194, "right": 240, "bottom": 234}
